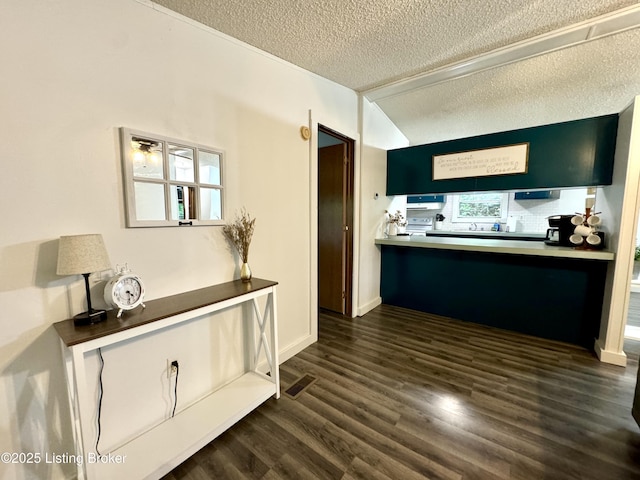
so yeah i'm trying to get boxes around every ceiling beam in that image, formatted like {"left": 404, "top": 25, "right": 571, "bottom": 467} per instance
{"left": 363, "top": 5, "right": 640, "bottom": 102}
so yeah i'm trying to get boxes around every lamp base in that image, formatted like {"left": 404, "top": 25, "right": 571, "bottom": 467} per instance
{"left": 74, "top": 309, "right": 107, "bottom": 326}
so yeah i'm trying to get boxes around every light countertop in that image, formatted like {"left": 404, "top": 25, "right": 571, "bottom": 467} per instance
{"left": 375, "top": 235, "right": 614, "bottom": 261}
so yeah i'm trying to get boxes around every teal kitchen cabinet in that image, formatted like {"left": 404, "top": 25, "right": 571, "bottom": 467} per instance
{"left": 407, "top": 194, "right": 445, "bottom": 203}
{"left": 387, "top": 115, "right": 618, "bottom": 195}
{"left": 514, "top": 190, "right": 560, "bottom": 200}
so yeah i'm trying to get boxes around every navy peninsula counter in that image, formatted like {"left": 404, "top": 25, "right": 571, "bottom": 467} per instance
{"left": 376, "top": 236, "right": 614, "bottom": 347}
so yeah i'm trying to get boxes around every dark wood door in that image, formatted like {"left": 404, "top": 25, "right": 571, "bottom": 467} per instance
{"left": 318, "top": 143, "right": 347, "bottom": 313}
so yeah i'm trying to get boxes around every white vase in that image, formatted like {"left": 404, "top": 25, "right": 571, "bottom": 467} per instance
{"left": 388, "top": 223, "right": 398, "bottom": 236}
{"left": 434, "top": 221, "right": 443, "bottom": 230}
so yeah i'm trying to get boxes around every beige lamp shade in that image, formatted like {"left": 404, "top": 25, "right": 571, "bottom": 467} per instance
{"left": 57, "top": 234, "right": 111, "bottom": 275}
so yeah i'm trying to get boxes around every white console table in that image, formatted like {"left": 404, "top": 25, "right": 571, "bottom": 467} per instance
{"left": 54, "top": 278, "right": 279, "bottom": 480}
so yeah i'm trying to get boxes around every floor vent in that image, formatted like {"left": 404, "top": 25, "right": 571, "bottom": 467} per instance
{"left": 284, "top": 374, "right": 317, "bottom": 399}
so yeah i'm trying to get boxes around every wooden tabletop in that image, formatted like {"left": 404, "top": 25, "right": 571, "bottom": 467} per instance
{"left": 54, "top": 278, "right": 278, "bottom": 347}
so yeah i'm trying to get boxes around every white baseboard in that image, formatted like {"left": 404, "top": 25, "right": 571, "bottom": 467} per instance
{"left": 594, "top": 338, "right": 628, "bottom": 367}
{"left": 631, "top": 282, "right": 640, "bottom": 293}
{"left": 277, "top": 333, "right": 316, "bottom": 365}
{"left": 358, "top": 297, "right": 382, "bottom": 316}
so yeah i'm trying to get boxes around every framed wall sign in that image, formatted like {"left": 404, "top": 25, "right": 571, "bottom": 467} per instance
{"left": 433, "top": 143, "right": 529, "bottom": 181}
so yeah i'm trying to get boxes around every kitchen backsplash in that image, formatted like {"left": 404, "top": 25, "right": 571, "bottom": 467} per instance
{"left": 403, "top": 188, "right": 590, "bottom": 234}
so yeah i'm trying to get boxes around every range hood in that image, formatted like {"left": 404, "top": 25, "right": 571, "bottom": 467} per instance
{"left": 406, "top": 202, "right": 444, "bottom": 210}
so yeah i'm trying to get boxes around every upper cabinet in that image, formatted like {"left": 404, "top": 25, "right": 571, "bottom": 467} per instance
{"left": 387, "top": 115, "right": 618, "bottom": 195}
{"left": 407, "top": 195, "right": 445, "bottom": 203}
{"left": 514, "top": 190, "right": 560, "bottom": 200}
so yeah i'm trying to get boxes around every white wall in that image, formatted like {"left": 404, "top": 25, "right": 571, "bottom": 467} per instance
{"left": 357, "top": 99, "right": 408, "bottom": 315}
{"left": 0, "top": 1, "right": 404, "bottom": 478}
{"left": 594, "top": 96, "right": 640, "bottom": 366}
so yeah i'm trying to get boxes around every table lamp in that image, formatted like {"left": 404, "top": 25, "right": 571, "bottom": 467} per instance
{"left": 57, "top": 234, "right": 111, "bottom": 326}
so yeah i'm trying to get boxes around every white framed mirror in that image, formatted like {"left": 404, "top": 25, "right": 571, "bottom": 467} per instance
{"left": 120, "top": 128, "right": 225, "bottom": 227}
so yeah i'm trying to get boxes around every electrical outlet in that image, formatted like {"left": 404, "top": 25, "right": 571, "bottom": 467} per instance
{"left": 167, "top": 359, "right": 178, "bottom": 378}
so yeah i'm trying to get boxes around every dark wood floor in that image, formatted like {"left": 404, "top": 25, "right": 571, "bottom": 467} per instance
{"left": 163, "top": 305, "right": 640, "bottom": 480}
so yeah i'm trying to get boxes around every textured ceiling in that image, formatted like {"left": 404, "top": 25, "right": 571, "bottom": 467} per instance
{"left": 379, "top": 27, "right": 640, "bottom": 142}
{"left": 151, "top": 0, "right": 640, "bottom": 144}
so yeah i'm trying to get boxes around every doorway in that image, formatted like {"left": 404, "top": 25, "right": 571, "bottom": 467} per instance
{"left": 625, "top": 217, "right": 640, "bottom": 340}
{"left": 318, "top": 125, "right": 354, "bottom": 316}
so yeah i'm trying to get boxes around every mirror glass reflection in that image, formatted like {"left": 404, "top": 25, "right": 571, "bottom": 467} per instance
{"left": 200, "top": 187, "right": 222, "bottom": 220}
{"left": 132, "top": 136, "right": 164, "bottom": 179}
{"left": 170, "top": 185, "right": 196, "bottom": 220}
{"left": 199, "top": 150, "right": 221, "bottom": 185}
{"left": 169, "top": 144, "right": 195, "bottom": 183}
{"left": 134, "top": 182, "right": 166, "bottom": 221}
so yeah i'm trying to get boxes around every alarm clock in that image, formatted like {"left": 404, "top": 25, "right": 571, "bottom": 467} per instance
{"left": 104, "top": 265, "right": 146, "bottom": 318}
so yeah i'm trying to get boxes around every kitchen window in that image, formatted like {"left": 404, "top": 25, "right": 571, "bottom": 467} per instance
{"left": 451, "top": 192, "right": 509, "bottom": 223}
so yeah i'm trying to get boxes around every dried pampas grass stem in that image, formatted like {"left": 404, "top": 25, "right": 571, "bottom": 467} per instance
{"left": 222, "top": 208, "right": 255, "bottom": 263}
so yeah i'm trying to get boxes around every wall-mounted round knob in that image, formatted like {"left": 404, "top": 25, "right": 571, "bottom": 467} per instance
{"left": 300, "top": 126, "right": 311, "bottom": 140}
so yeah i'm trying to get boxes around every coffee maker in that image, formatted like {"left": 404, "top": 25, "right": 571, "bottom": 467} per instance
{"left": 545, "top": 215, "right": 575, "bottom": 246}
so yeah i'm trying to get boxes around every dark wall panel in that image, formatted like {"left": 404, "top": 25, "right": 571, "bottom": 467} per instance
{"left": 387, "top": 115, "right": 618, "bottom": 195}
{"left": 380, "top": 245, "right": 607, "bottom": 347}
